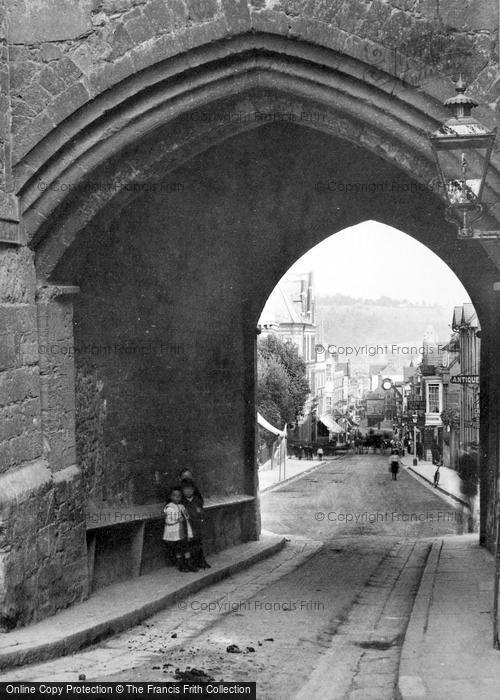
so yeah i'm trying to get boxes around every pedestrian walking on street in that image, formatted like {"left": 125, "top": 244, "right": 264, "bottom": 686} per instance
{"left": 163, "top": 486, "right": 197, "bottom": 572}
{"left": 181, "top": 478, "right": 211, "bottom": 569}
{"left": 317, "top": 446, "right": 324, "bottom": 460}
{"left": 433, "top": 465, "right": 440, "bottom": 488}
{"left": 389, "top": 450, "right": 400, "bottom": 481}
{"left": 416, "top": 441, "right": 424, "bottom": 461}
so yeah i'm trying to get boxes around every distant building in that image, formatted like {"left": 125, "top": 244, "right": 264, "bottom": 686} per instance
{"left": 369, "top": 363, "right": 386, "bottom": 391}
{"left": 259, "top": 272, "right": 318, "bottom": 443}
{"left": 402, "top": 311, "right": 479, "bottom": 466}
{"left": 452, "top": 303, "right": 480, "bottom": 452}
{"left": 439, "top": 332, "right": 461, "bottom": 469}
{"left": 313, "top": 350, "right": 352, "bottom": 441}
{"left": 370, "top": 360, "right": 404, "bottom": 391}
{"left": 366, "top": 386, "right": 386, "bottom": 427}
{"left": 259, "top": 272, "right": 316, "bottom": 389}
{"left": 315, "top": 353, "right": 345, "bottom": 414}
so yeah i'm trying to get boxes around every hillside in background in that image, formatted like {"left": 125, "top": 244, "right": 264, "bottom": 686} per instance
{"left": 315, "top": 294, "right": 459, "bottom": 368}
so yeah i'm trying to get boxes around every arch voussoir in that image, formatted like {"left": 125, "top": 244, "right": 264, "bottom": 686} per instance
{"left": 22, "top": 36, "right": 494, "bottom": 281}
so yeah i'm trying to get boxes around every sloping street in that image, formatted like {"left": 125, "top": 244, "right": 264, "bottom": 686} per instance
{"left": 2, "top": 455, "right": 467, "bottom": 699}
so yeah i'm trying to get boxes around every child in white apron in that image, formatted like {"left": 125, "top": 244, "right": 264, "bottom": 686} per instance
{"left": 163, "top": 486, "right": 196, "bottom": 572}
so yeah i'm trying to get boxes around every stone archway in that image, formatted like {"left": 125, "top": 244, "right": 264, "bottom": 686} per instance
{"left": 45, "top": 119, "right": 498, "bottom": 597}
{"left": 2, "top": 27, "right": 500, "bottom": 628}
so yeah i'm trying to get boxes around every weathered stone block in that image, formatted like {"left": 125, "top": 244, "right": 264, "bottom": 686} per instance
{"left": 143, "top": 0, "right": 189, "bottom": 32}
{"left": 19, "top": 86, "right": 53, "bottom": 122}
{"left": 251, "top": 8, "right": 300, "bottom": 35}
{"left": 62, "top": 557, "right": 87, "bottom": 602}
{"left": 8, "top": 46, "right": 30, "bottom": 62}
{"left": 9, "top": 60, "right": 39, "bottom": 94}
{"left": 0, "top": 432, "right": 42, "bottom": 471}
{"left": 6, "top": 0, "right": 93, "bottom": 43}
{"left": 40, "top": 43, "right": 63, "bottom": 63}
{"left": 89, "top": 54, "right": 135, "bottom": 95}
{"left": 0, "top": 304, "right": 36, "bottom": 336}
{"left": 0, "top": 398, "right": 40, "bottom": 441}
{"left": 36, "top": 523, "right": 58, "bottom": 561}
{"left": 0, "top": 332, "right": 15, "bottom": 370}
{"left": 186, "top": 0, "right": 219, "bottom": 22}
{"left": 37, "top": 559, "right": 63, "bottom": 589}
{"left": 0, "top": 247, "right": 36, "bottom": 304}
{"left": 13, "top": 109, "right": 57, "bottom": 162}
{"left": 0, "top": 366, "right": 39, "bottom": 408}
{"left": 19, "top": 337, "right": 39, "bottom": 366}
{"left": 108, "top": 24, "right": 135, "bottom": 61}
{"left": 38, "top": 66, "right": 67, "bottom": 97}
{"left": 46, "top": 82, "right": 91, "bottom": 125}
{"left": 62, "top": 525, "right": 86, "bottom": 564}
{"left": 436, "top": 0, "right": 497, "bottom": 31}
{"left": 123, "top": 9, "right": 155, "bottom": 43}
{"left": 0, "top": 457, "right": 87, "bottom": 627}
{"left": 391, "top": 0, "right": 414, "bottom": 10}
{"left": 58, "top": 56, "right": 84, "bottom": 85}
{"left": 102, "top": 0, "right": 137, "bottom": 12}
{"left": 221, "top": 0, "right": 251, "bottom": 32}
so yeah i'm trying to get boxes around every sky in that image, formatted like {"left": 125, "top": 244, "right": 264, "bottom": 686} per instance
{"left": 287, "top": 221, "right": 471, "bottom": 307}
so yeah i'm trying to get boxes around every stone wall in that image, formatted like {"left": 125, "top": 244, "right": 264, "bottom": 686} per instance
{"left": 4, "top": 0, "right": 499, "bottom": 172}
{"left": 55, "top": 179, "right": 252, "bottom": 506}
{"left": 0, "top": 262, "right": 88, "bottom": 629}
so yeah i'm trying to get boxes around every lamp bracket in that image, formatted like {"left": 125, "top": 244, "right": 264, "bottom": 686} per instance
{"left": 445, "top": 205, "right": 500, "bottom": 239}
{"left": 458, "top": 230, "right": 500, "bottom": 240}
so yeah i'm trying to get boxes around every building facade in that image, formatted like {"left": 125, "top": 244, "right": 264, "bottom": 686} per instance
{"left": 451, "top": 304, "right": 481, "bottom": 455}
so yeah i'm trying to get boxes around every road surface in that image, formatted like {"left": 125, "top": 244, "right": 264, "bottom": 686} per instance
{"left": 2, "top": 454, "right": 468, "bottom": 699}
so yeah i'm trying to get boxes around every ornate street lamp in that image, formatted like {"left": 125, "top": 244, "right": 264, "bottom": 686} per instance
{"left": 429, "top": 77, "right": 497, "bottom": 238}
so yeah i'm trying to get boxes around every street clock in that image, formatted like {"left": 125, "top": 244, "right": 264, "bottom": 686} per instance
{"left": 381, "top": 378, "right": 393, "bottom": 391}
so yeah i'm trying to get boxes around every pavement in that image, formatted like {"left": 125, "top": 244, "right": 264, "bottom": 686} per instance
{"left": 397, "top": 459, "right": 498, "bottom": 699}
{"left": 0, "top": 534, "right": 324, "bottom": 684}
{"left": 397, "top": 535, "right": 500, "bottom": 700}
{"left": 403, "top": 457, "right": 479, "bottom": 531}
{"left": 258, "top": 455, "right": 335, "bottom": 492}
{"left": 0, "top": 534, "right": 286, "bottom": 672}
{"left": 404, "top": 457, "right": 479, "bottom": 510}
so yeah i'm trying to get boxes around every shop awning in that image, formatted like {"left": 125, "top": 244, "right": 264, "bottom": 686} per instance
{"left": 319, "top": 414, "right": 343, "bottom": 433}
{"left": 257, "top": 412, "right": 286, "bottom": 437}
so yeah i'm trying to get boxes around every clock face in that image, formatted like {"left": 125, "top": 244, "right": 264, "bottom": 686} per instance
{"left": 382, "top": 378, "right": 392, "bottom": 391}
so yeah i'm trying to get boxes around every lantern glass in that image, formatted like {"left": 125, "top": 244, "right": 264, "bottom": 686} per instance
{"left": 431, "top": 132, "right": 495, "bottom": 208}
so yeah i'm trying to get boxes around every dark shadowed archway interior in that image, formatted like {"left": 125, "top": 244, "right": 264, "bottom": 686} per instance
{"left": 50, "top": 122, "right": 497, "bottom": 587}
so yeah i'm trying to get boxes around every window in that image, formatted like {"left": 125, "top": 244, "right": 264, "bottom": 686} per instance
{"left": 428, "top": 384, "right": 440, "bottom": 413}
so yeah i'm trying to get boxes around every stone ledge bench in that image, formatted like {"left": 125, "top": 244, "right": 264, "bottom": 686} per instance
{"left": 85, "top": 495, "right": 256, "bottom": 593}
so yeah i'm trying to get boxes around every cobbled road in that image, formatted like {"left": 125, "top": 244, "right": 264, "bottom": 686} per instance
{"left": 3, "top": 454, "right": 469, "bottom": 699}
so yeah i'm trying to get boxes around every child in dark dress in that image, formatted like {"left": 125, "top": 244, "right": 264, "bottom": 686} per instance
{"left": 181, "top": 478, "right": 210, "bottom": 569}
{"left": 178, "top": 469, "right": 204, "bottom": 507}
